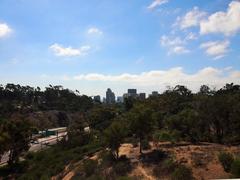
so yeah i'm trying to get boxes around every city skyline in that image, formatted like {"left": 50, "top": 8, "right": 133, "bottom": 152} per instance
{"left": 94, "top": 88, "right": 158, "bottom": 102}
{"left": 0, "top": 0, "right": 240, "bottom": 97}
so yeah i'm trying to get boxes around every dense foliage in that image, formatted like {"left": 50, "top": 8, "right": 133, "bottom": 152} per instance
{"left": 0, "top": 84, "right": 93, "bottom": 118}
{"left": 1, "top": 83, "right": 240, "bottom": 179}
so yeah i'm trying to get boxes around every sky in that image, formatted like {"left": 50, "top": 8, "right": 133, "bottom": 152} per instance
{"left": 0, "top": 0, "right": 240, "bottom": 97}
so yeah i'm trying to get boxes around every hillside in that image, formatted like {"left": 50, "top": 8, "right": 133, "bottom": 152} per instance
{"left": 57, "top": 142, "right": 240, "bottom": 180}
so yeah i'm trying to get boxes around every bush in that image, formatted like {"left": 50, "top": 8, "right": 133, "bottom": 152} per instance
{"left": 171, "top": 165, "right": 194, "bottom": 180}
{"left": 113, "top": 159, "right": 132, "bottom": 176}
{"left": 142, "top": 138, "right": 151, "bottom": 150}
{"left": 231, "top": 158, "right": 240, "bottom": 177}
{"left": 83, "top": 159, "right": 98, "bottom": 177}
{"left": 99, "top": 150, "right": 115, "bottom": 167}
{"left": 141, "top": 149, "right": 167, "bottom": 164}
{"left": 218, "top": 152, "right": 234, "bottom": 172}
{"left": 153, "top": 158, "right": 176, "bottom": 178}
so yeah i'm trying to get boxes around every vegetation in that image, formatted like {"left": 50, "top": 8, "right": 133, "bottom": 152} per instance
{"left": 0, "top": 116, "right": 33, "bottom": 166}
{"left": 171, "top": 165, "right": 194, "bottom": 180}
{"left": 1, "top": 83, "right": 240, "bottom": 179}
{"left": 218, "top": 152, "right": 234, "bottom": 172}
{"left": 104, "top": 120, "right": 126, "bottom": 159}
{"left": 231, "top": 158, "right": 240, "bottom": 177}
{"left": 218, "top": 151, "right": 240, "bottom": 178}
{"left": 128, "top": 105, "right": 155, "bottom": 154}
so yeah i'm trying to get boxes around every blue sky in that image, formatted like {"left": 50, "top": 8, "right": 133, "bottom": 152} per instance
{"left": 0, "top": 0, "right": 240, "bottom": 97}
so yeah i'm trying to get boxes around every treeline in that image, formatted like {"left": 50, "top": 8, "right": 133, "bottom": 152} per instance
{"left": 0, "top": 84, "right": 93, "bottom": 117}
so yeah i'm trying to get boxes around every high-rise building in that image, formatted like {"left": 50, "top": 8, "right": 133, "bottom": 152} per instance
{"left": 106, "top": 88, "right": 115, "bottom": 104}
{"left": 128, "top": 89, "right": 137, "bottom": 97}
{"left": 103, "top": 97, "right": 106, "bottom": 103}
{"left": 151, "top": 91, "right": 159, "bottom": 96}
{"left": 117, "top": 96, "right": 124, "bottom": 103}
{"left": 93, "top": 95, "right": 101, "bottom": 102}
{"left": 139, "top": 93, "right": 146, "bottom": 100}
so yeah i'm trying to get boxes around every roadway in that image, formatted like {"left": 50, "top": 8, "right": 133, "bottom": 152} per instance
{"left": 0, "top": 132, "right": 67, "bottom": 166}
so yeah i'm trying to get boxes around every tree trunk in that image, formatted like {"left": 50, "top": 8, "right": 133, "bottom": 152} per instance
{"left": 116, "top": 149, "right": 119, "bottom": 160}
{"left": 139, "top": 137, "right": 142, "bottom": 154}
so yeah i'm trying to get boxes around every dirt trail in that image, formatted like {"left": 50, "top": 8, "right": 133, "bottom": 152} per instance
{"left": 131, "top": 164, "right": 155, "bottom": 180}
{"left": 62, "top": 171, "right": 74, "bottom": 180}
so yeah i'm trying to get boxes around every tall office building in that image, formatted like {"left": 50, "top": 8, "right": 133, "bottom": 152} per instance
{"left": 93, "top": 95, "right": 101, "bottom": 102}
{"left": 128, "top": 89, "right": 137, "bottom": 98}
{"left": 106, "top": 88, "right": 115, "bottom": 104}
{"left": 139, "top": 93, "right": 146, "bottom": 100}
{"left": 151, "top": 91, "right": 159, "bottom": 96}
{"left": 117, "top": 96, "right": 124, "bottom": 103}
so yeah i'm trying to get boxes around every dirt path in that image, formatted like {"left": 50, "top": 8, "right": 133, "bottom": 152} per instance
{"left": 62, "top": 171, "right": 74, "bottom": 180}
{"left": 132, "top": 164, "right": 155, "bottom": 180}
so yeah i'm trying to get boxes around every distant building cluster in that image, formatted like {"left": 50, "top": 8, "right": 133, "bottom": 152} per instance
{"left": 91, "top": 88, "right": 160, "bottom": 104}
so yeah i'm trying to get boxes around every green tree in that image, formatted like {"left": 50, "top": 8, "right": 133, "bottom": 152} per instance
{"left": 88, "top": 106, "right": 117, "bottom": 131}
{"left": 128, "top": 105, "right": 155, "bottom": 154}
{"left": 104, "top": 121, "right": 126, "bottom": 159}
{"left": 165, "top": 109, "right": 200, "bottom": 143}
{"left": 67, "top": 114, "right": 88, "bottom": 147}
{"left": 2, "top": 116, "right": 33, "bottom": 165}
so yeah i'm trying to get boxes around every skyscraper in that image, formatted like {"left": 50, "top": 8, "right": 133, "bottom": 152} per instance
{"left": 128, "top": 89, "right": 137, "bottom": 98}
{"left": 152, "top": 91, "right": 159, "bottom": 96}
{"left": 139, "top": 93, "right": 146, "bottom": 100}
{"left": 106, "top": 88, "right": 115, "bottom": 104}
{"left": 93, "top": 95, "right": 101, "bottom": 102}
{"left": 117, "top": 96, "right": 124, "bottom": 103}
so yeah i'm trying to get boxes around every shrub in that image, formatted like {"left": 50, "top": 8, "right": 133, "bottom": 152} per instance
{"left": 141, "top": 149, "right": 167, "bottom": 164}
{"left": 83, "top": 159, "right": 98, "bottom": 177}
{"left": 231, "top": 158, "right": 240, "bottom": 177}
{"left": 99, "top": 150, "right": 115, "bottom": 167}
{"left": 113, "top": 160, "right": 132, "bottom": 176}
{"left": 171, "top": 165, "right": 194, "bottom": 180}
{"left": 218, "top": 152, "right": 234, "bottom": 172}
{"left": 162, "top": 158, "right": 176, "bottom": 173}
{"left": 153, "top": 158, "right": 176, "bottom": 178}
{"left": 142, "top": 138, "right": 151, "bottom": 150}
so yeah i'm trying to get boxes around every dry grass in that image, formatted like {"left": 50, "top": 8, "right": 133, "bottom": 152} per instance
{"left": 54, "top": 142, "right": 240, "bottom": 180}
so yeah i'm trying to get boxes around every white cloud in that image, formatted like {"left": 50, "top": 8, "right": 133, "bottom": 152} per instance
{"left": 0, "top": 23, "right": 12, "bottom": 38}
{"left": 49, "top": 43, "right": 91, "bottom": 57}
{"left": 175, "top": 7, "right": 207, "bottom": 29}
{"left": 66, "top": 67, "right": 240, "bottom": 92}
{"left": 87, "top": 27, "right": 103, "bottom": 35}
{"left": 200, "top": 1, "right": 240, "bottom": 36}
{"left": 185, "top": 32, "right": 198, "bottom": 40}
{"left": 160, "top": 35, "right": 190, "bottom": 55}
{"left": 147, "top": 0, "right": 169, "bottom": 10}
{"left": 200, "top": 40, "right": 230, "bottom": 59}
{"left": 171, "top": 46, "right": 190, "bottom": 54}
{"left": 161, "top": 35, "right": 185, "bottom": 47}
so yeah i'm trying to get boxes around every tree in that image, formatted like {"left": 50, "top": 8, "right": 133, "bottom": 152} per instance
{"left": 0, "top": 120, "right": 10, "bottom": 160}
{"left": 165, "top": 109, "right": 201, "bottom": 143}
{"left": 88, "top": 106, "right": 117, "bottom": 131}
{"left": 104, "top": 121, "right": 126, "bottom": 159}
{"left": 67, "top": 114, "right": 88, "bottom": 147}
{"left": 1, "top": 116, "right": 33, "bottom": 165}
{"left": 128, "top": 105, "right": 155, "bottom": 154}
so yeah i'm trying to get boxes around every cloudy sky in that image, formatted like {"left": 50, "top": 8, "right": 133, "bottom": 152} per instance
{"left": 0, "top": 0, "right": 240, "bottom": 97}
